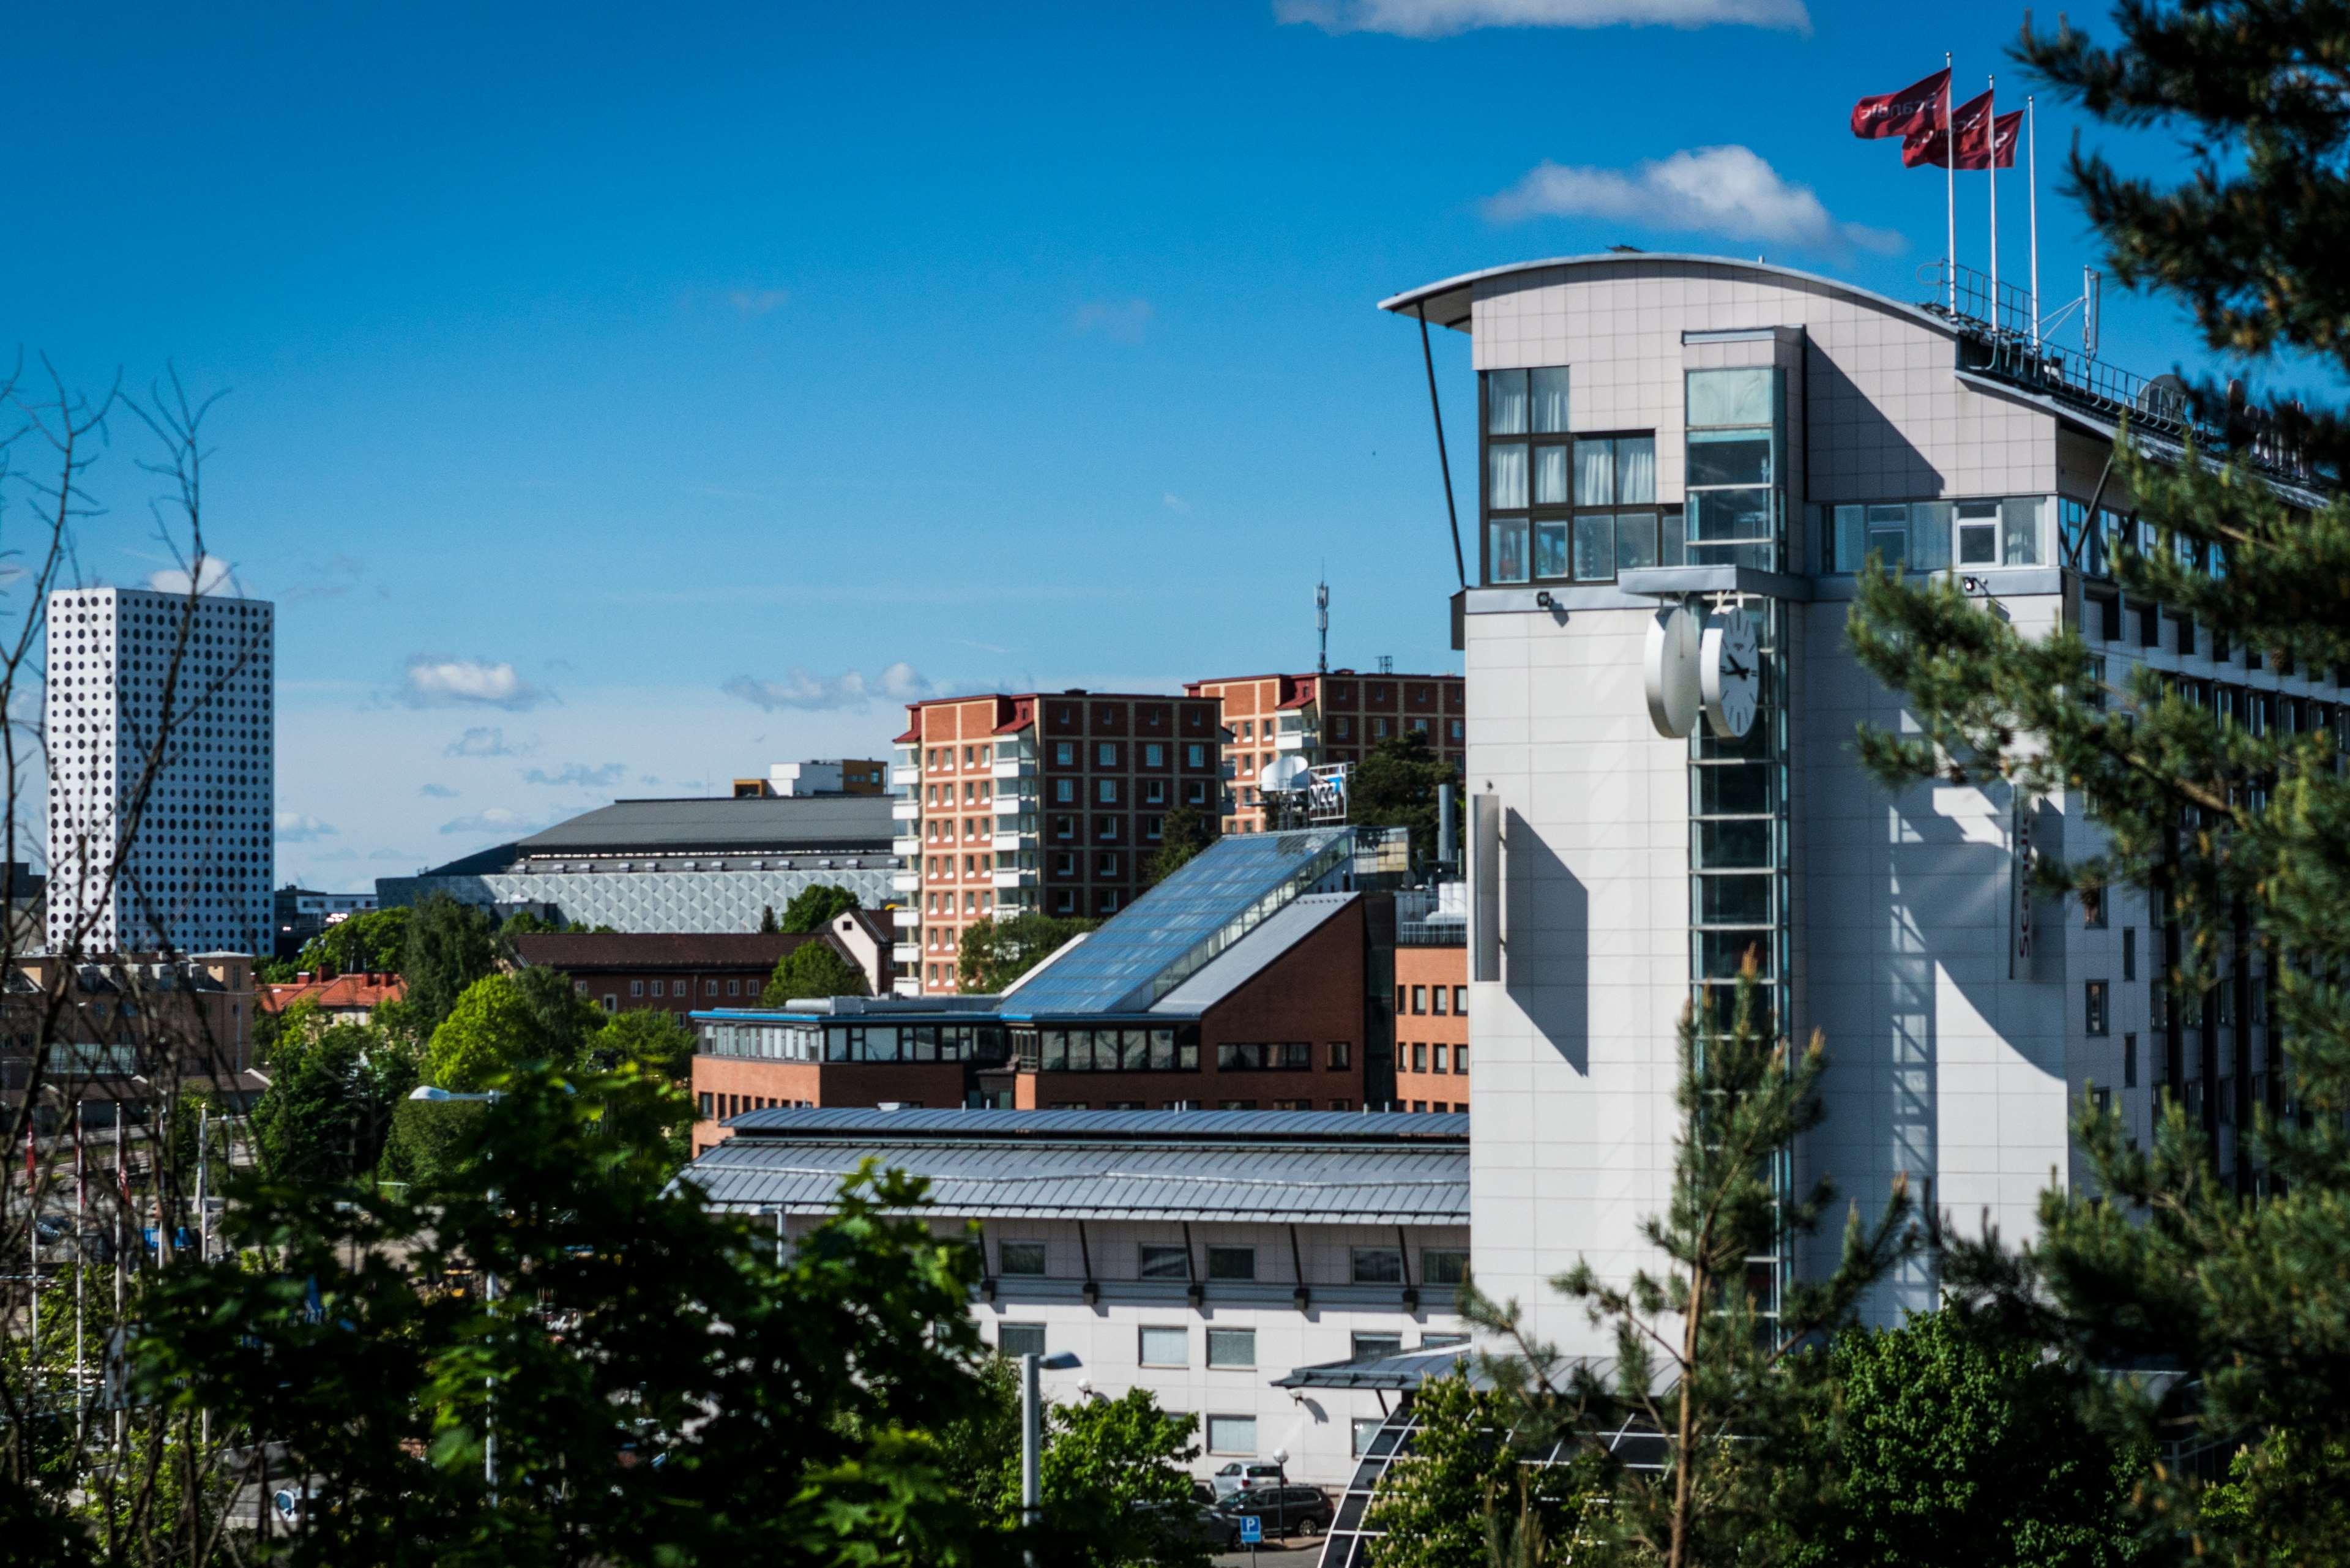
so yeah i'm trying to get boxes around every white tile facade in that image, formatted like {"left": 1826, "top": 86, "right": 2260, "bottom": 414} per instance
{"left": 47, "top": 587, "right": 274, "bottom": 957}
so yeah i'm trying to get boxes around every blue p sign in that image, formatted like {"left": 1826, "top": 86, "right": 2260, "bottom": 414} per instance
{"left": 1240, "top": 1516, "right": 1263, "bottom": 1544}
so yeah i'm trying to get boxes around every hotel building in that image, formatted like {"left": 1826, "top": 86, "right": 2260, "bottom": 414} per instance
{"left": 1378, "top": 253, "right": 2337, "bottom": 1348}
{"left": 1185, "top": 672, "right": 1466, "bottom": 834}
{"left": 893, "top": 691, "right": 1224, "bottom": 995}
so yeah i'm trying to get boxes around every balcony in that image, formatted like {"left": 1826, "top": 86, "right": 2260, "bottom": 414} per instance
{"left": 890, "top": 797, "right": 920, "bottom": 822}
{"left": 892, "top": 906, "right": 921, "bottom": 930}
{"left": 892, "top": 834, "right": 922, "bottom": 858}
{"left": 889, "top": 764, "right": 923, "bottom": 788}
{"left": 890, "top": 870, "right": 920, "bottom": 894}
{"left": 891, "top": 941, "right": 921, "bottom": 966}
{"left": 992, "top": 867, "right": 1039, "bottom": 890}
{"left": 1272, "top": 726, "right": 1319, "bottom": 753}
{"left": 991, "top": 756, "right": 1038, "bottom": 780}
{"left": 992, "top": 816, "right": 1040, "bottom": 852}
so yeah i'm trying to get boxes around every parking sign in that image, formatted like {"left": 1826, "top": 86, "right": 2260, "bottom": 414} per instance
{"left": 1240, "top": 1516, "right": 1263, "bottom": 1545}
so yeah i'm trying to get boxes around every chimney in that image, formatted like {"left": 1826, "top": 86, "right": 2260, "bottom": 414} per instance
{"left": 296, "top": 971, "right": 312, "bottom": 984}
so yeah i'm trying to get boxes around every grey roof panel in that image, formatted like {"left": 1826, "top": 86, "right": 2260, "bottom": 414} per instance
{"left": 513, "top": 794, "right": 896, "bottom": 856}
{"left": 1150, "top": 892, "right": 1357, "bottom": 1015}
{"left": 722, "top": 1106, "right": 1468, "bottom": 1143}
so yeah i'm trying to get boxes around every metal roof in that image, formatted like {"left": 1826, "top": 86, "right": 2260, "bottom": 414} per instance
{"left": 1275, "top": 1343, "right": 1472, "bottom": 1390}
{"left": 1000, "top": 828, "right": 1354, "bottom": 1018}
{"left": 1149, "top": 892, "right": 1357, "bottom": 1015}
{"left": 1376, "top": 252, "right": 1949, "bottom": 336}
{"left": 512, "top": 793, "right": 895, "bottom": 857}
{"left": 681, "top": 1108, "right": 1469, "bottom": 1223}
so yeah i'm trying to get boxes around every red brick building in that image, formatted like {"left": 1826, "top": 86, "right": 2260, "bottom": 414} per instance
{"left": 894, "top": 690, "right": 1224, "bottom": 995}
{"left": 259, "top": 969, "right": 405, "bottom": 1027}
{"left": 509, "top": 929, "right": 882, "bottom": 1017}
{"left": 1392, "top": 943, "right": 1469, "bottom": 1114}
{"left": 1184, "top": 671, "right": 1466, "bottom": 834}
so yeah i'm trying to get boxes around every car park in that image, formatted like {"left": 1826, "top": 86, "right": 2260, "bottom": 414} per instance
{"left": 1212, "top": 1485, "right": 1334, "bottom": 1538}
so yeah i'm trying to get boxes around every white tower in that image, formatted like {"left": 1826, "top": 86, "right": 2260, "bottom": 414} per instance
{"left": 45, "top": 587, "right": 274, "bottom": 957}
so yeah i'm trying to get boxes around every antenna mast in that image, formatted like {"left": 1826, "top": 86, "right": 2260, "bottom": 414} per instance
{"left": 1316, "top": 577, "right": 1330, "bottom": 675}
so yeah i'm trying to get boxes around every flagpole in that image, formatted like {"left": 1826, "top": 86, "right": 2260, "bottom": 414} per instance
{"left": 75, "top": 1101, "right": 86, "bottom": 1450}
{"left": 1945, "top": 52, "right": 1956, "bottom": 313}
{"left": 1988, "top": 75, "right": 2000, "bottom": 330}
{"left": 2028, "top": 94, "right": 2040, "bottom": 350}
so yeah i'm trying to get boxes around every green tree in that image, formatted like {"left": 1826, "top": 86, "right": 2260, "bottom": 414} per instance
{"left": 1146, "top": 804, "right": 1218, "bottom": 885}
{"left": 250, "top": 1021, "right": 419, "bottom": 1185}
{"left": 296, "top": 905, "right": 414, "bottom": 976}
{"left": 255, "top": 992, "right": 326, "bottom": 1069}
{"left": 1467, "top": 966, "right": 1915, "bottom": 1568}
{"left": 132, "top": 1059, "right": 1017, "bottom": 1568}
{"left": 1788, "top": 1311, "right": 2141, "bottom": 1568}
{"left": 759, "top": 903, "right": 780, "bottom": 934}
{"left": 426, "top": 972, "right": 597, "bottom": 1092}
{"left": 1347, "top": 732, "right": 1459, "bottom": 864}
{"left": 966, "top": 1383, "right": 1207, "bottom": 1568}
{"left": 780, "top": 883, "right": 862, "bottom": 934}
{"left": 402, "top": 893, "right": 503, "bottom": 1036}
{"left": 591, "top": 1007, "right": 697, "bottom": 1081}
{"left": 958, "top": 913, "right": 1096, "bottom": 994}
{"left": 1837, "top": 5, "right": 2350, "bottom": 1558}
{"left": 763, "top": 939, "right": 870, "bottom": 1006}
{"left": 1363, "top": 1373, "right": 1601, "bottom": 1568}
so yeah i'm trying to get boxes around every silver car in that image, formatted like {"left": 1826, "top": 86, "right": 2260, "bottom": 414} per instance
{"left": 1209, "top": 1462, "right": 1285, "bottom": 1499}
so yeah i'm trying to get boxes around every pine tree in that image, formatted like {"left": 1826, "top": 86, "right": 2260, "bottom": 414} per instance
{"left": 1464, "top": 965, "right": 1915, "bottom": 1568}
{"left": 1843, "top": 4, "right": 2350, "bottom": 1556}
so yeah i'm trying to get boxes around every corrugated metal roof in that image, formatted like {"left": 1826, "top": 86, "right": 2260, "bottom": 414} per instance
{"left": 513, "top": 794, "right": 896, "bottom": 856}
{"left": 1150, "top": 893, "right": 1357, "bottom": 1015}
{"left": 723, "top": 1106, "right": 1468, "bottom": 1143}
{"left": 684, "top": 1141, "right": 1465, "bottom": 1223}
{"left": 1275, "top": 1344, "right": 1472, "bottom": 1389}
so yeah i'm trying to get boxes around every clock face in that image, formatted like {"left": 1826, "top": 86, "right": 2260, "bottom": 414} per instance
{"left": 1643, "top": 604, "right": 1701, "bottom": 737}
{"left": 1701, "top": 611, "right": 1761, "bottom": 739}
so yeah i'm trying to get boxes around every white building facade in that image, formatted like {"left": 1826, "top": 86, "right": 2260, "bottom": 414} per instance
{"left": 47, "top": 587, "right": 274, "bottom": 957}
{"left": 1381, "top": 255, "right": 2332, "bottom": 1348}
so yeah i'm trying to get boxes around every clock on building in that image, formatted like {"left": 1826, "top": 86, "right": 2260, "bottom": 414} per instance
{"left": 1643, "top": 603, "right": 1701, "bottom": 739}
{"left": 1701, "top": 610, "right": 1760, "bottom": 739}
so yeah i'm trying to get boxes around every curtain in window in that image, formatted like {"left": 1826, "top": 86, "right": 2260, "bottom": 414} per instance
{"left": 1616, "top": 437, "right": 1656, "bottom": 504}
{"left": 1486, "top": 371, "right": 1528, "bottom": 434}
{"left": 1533, "top": 521, "right": 1569, "bottom": 580}
{"left": 1575, "top": 441, "right": 1614, "bottom": 506}
{"left": 1531, "top": 367, "right": 1570, "bottom": 433}
{"left": 1488, "top": 445, "right": 1528, "bottom": 509}
{"left": 1533, "top": 444, "right": 1570, "bottom": 506}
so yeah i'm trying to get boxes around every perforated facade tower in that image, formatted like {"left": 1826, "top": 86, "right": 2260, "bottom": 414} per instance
{"left": 45, "top": 588, "right": 274, "bottom": 957}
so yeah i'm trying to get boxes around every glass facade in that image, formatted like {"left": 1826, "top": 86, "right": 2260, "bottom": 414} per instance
{"left": 1479, "top": 366, "right": 1680, "bottom": 585}
{"left": 1823, "top": 496, "right": 2046, "bottom": 573}
{"left": 1685, "top": 368, "right": 1783, "bottom": 570}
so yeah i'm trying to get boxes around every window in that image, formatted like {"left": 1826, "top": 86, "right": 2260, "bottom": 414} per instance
{"left": 1412, "top": 1043, "right": 1427, "bottom": 1072}
{"left": 603, "top": 994, "right": 618, "bottom": 1012}
{"left": 706, "top": 980, "right": 719, "bottom": 996}
{"left": 1351, "top": 1247, "right": 1404, "bottom": 1284}
{"left": 1206, "top": 1328, "right": 1256, "bottom": 1368}
{"left": 1097, "top": 742, "right": 1116, "bottom": 767}
{"left": 2083, "top": 883, "right": 2107, "bottom": 928}
{"left": 1185, "top": 743, "right": 1206, "bottom": 767}
{"left": 1411, "top": 985, "right": 1426, "bottom": 1014}
{"left": 1685, "top": 368, "right": 1779, "bottom": 569}
{"left": 1327, "top": 1041, "right": 1351, "bottom": 1070}
{"left": 1207, "top": 1245, "right": 1256, "bottom": 1280}
{"left": 697, "top": 1091, "right": 713, "bottom": 1118}
{"left": 1433, "top": 1044, "right": 1449, "bottom": 1072}
{"left": 1352, "top": 1332, "right": 1404, "bottom": 1360}
{"left": 998, "top": 1323, "right": 1046, "bottom": 1358}
{"left": 1139, "top": 1244, "right": 1190, "bottom": 1280}
{"left": 1144, "top": 778, "right": 1166, "bottom": 804}
{"left": 1422, "top": 1249, "right": 1469, "bottom": 1285}
{"left": 999, "top": 1241, "right": 1048, "bottom": 1276}
{"left": 2086, "top": 980, "right": 2110, "bottom": 1037}
{"left": 727, "top": 979, "right": 740, "bottom": 996}
{"left": 1054, "top": 741, "right": 1075, "bottom": 766}
{"left": 1097, "top": 778, "right": 1117, "bottom": 805}
{"left": 1352, "top": 1418, "right": 1386, "bottom": 1457}
{"left": 1420, "top": 1332, "right": 1469, "bottom": 1349}
{"left": 1452, "top": 986, "right": 1467, "bottom": 1014}
{"left": 629, "top": 979, "right": 644, "bottom": 996}
{"left": 2123, "top": 927, "right": 2138, "bottom": 982}
{"left": 1139, "top": 1327, "right": 1188, "bottom": 1367}
{"left": 1207, "top": 1415, "right": 1258, "bottom": 1456}
{"left": 1431, "top": 986, "right": 1449, "bottom": 1015}
{"left": 1829, "top": 495, "right": 2045, "bottom": 573}
{"left": 2124, "top": 1032, "right": 2139, "bottom": 1089}
{"left": 1457, "top": 1042, "right": 1471, "bottom": 1072}
{"left": 1054, "top": 778, "right": 1076, "bottom": 804}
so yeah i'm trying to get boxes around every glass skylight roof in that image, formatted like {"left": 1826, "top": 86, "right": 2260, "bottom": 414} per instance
{"left": 1000, "top": 827, "right": 1353, "bottom": 1018}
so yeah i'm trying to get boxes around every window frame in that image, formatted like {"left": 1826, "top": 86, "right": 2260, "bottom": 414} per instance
{"left": 1138, "top": 1325, "right": 1189, "bottom": 1368}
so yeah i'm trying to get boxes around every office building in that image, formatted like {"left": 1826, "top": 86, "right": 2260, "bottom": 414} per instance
{"left": 681, "top": 1107, "right": 1470, "bottom": 1489}
{"left": 45, "top": 588, "right": 273, "bottom": 957}
{"left": 1186, "top": 672, "right": 1466, "bottom": 834}
{"left": 511, "top": 924, "right": 891, "bottom": 1018}
{"left": 734, "top": 759, "right": 886, "bottom": 798}
{"left": 1375, "top": 252, "right": 2341, "bottom": 1348}
{"left": 894, "top": 691, "right": 1224, "bottom": 994}
{"left": 272, "top": 885, "right": 378, "bottom": 960}
{"left": 378, "top": 791, "right": 898, "bottom": 931}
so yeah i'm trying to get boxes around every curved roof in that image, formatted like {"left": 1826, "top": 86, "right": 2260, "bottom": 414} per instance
{"left": 513, "top": 793, "right": 895, "bottom": 857}
{"left": 1378, "top": 252, "right": 1954, "bottom": 340}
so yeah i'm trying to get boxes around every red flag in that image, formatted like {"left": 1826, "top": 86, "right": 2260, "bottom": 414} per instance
{"left": 1901, "top": 93, "right": 2020, "bottom": 170}
{"left": 1851, "top": 69, "right": 1949, "bottom": 140}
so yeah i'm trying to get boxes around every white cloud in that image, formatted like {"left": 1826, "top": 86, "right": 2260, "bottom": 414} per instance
{"left": 1482, "top": 146, "right": 1901, "bottom": 256}
{"left": 521, "top": 761, "right": 627, "bottom": 788}
{"left": 722, "top": 662, "right": 941, "bottom": 712}
{"left": 1274, "top": 0, "right": 1807, "bottom": 34}
{"left": 1162, "top": 493, "right": 1191, "bottom": 513}
{"left": 146, "top": 556, "right": 243, "bottom": 597}
{"left": 419, "top": 782, "right": 459, "bottom": 798}
{"left": 274, "top": 810, "right": 338, "bottom": 843}
{"left": 402, "top": 657, "right": 553, "bottom": 712}
{"left": 439, "top": 807, "right": 536, "bottom": 837}
{"left": 1072, "top": 298, "right": 1154, "bottom": 343}
{"left": 728, "top": 288, "right": 790, "bottom": 316}
{"left": 444, "top": 726, "right": 532, "bottom": 758}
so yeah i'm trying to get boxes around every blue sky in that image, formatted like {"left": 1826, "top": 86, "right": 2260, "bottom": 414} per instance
{"left": 4, "top": 0, "right": 2224, "bottom": 887}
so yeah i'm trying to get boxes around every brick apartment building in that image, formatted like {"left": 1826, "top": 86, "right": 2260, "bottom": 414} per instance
{"left": 894, "top": 690, "right": 1224, "bottom": 995}
{"left": 508, "top": 920, "right": 894, "bottom": 1017}
{"left": 1184, "top": 671, "right": 1466, "bottom": 834}
{"left": 1392, "top": 944, "right": 1468, "bottom": 1113}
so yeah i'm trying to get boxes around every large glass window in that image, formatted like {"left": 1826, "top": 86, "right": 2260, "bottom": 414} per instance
{"left": 1685, "top": 369, "right": 1782, "bottom": 569}
{"left": 1207, "top": 1415, "right": 1258, "bottom": 1455}
{"left": 1827, "top": 496, "right": 2048, "bottom": 573}
{"left": 1479, "top": 367, "right": 1659, "bottom": 587}
{"left": 1207, "top": 1328, "right": 1257, "bottom": 1368}
{"left": 1139, "top": 1326, "right": 1188, "bottom": 1367}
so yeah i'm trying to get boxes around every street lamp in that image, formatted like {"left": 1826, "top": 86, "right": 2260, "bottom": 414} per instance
{"left": 1020, "top": 1350, "right": 1083, "bottom": 1530}
{"left": 1272, "top": 1447, "right": 1289, "bottom": 1540}
{"left": 408, "top": 1085, "right": 501, "bottom": 1503}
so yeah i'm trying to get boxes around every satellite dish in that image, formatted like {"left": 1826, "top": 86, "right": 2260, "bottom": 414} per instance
{"left": 2138, "top": 373, "right": 2189, "bottom": 424}
{"left": 1261, "top": 755, "right": 1310, "bottom": 794}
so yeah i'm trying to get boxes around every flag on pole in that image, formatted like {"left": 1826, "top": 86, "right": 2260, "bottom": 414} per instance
{"left": 1851, "top": 69, "right": 1950, "bottom": 139}
{"left": 1902, "top": 94, "right": 2019, "bottom": 169}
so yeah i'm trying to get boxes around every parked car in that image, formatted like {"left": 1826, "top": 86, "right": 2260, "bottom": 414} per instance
{"left": 1131, "top": 1499, "right": 1242, "bottom": 1550}
{"left": 1209, "top": 1461, "right": 1286, "bottom": 1498}
{"left": 1213, "top": 1485, "right": 1334, "bottom": 1538}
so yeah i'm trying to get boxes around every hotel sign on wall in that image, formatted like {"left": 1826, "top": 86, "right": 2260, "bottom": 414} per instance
{"left": 2011, "top": 796, "right": 2038, "bottom": 978}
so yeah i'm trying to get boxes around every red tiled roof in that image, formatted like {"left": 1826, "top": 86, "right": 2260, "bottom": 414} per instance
{"left": 260, "top": 973, "right": 405, "bottom": 1014}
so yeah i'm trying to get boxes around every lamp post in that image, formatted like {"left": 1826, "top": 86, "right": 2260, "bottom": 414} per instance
{"left": 1020, "top": 1350, "right": 1083, "bottom": 1533}
{"left": 408, "top": 1085, "right": 501, "bottom": 1503}
{"left": 1272, "top": 1447, "right": 1289, "bottom": 1541}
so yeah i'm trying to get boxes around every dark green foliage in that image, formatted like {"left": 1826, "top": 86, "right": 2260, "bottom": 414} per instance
{"left": 1466, "top": 966, "right": 1915, "bottom": 1567}
{"left": 762, "top": 939, "right": 870, "bottom": 1005}
{"left": 426, "top": 972, "right": 600, "bottom": 1091}
{"left": 496, "top": 910, "right": 612, "bottom": 938}
{"left": 1363, "top": 1374, "right": 1600, "bottom": 1568}
{"left": 133, "top": 1060, "right": 1016, "bottom": 1568}
{"left": 1347, "top": 732, "right": 1459, "bottom": 862}
{"left": 1145, "top": 804, "right": 1217, "bottom": 884}
{"left": 957, "top": 913, "right": 1097, "bottom": 994}
{"left": 1792, "top": 1311, "right": 2141, "bottom": 1568}
{"left": 961, "top": 1376, "right": 1207, "bottom": 1568}
{"left": 758, "top": 904, "right": 780, "bottom": 934}
{"left": 1834, "top": 4, "right": 2350, "bottom": 1558}
{"left": 296, "top": 905, "right": 413, "bottom": 976}
{"left": 250, "top": 1020, "right": 420, "bottom": 1185}
{"left": 591, "top": 1007, "right": 697, "bottom": 1081}
{"left": 780, "top": 883, "right": 862, "bottom": 934}
{"left": 401, "top": 894, "right": 504, "bottom": 1035}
